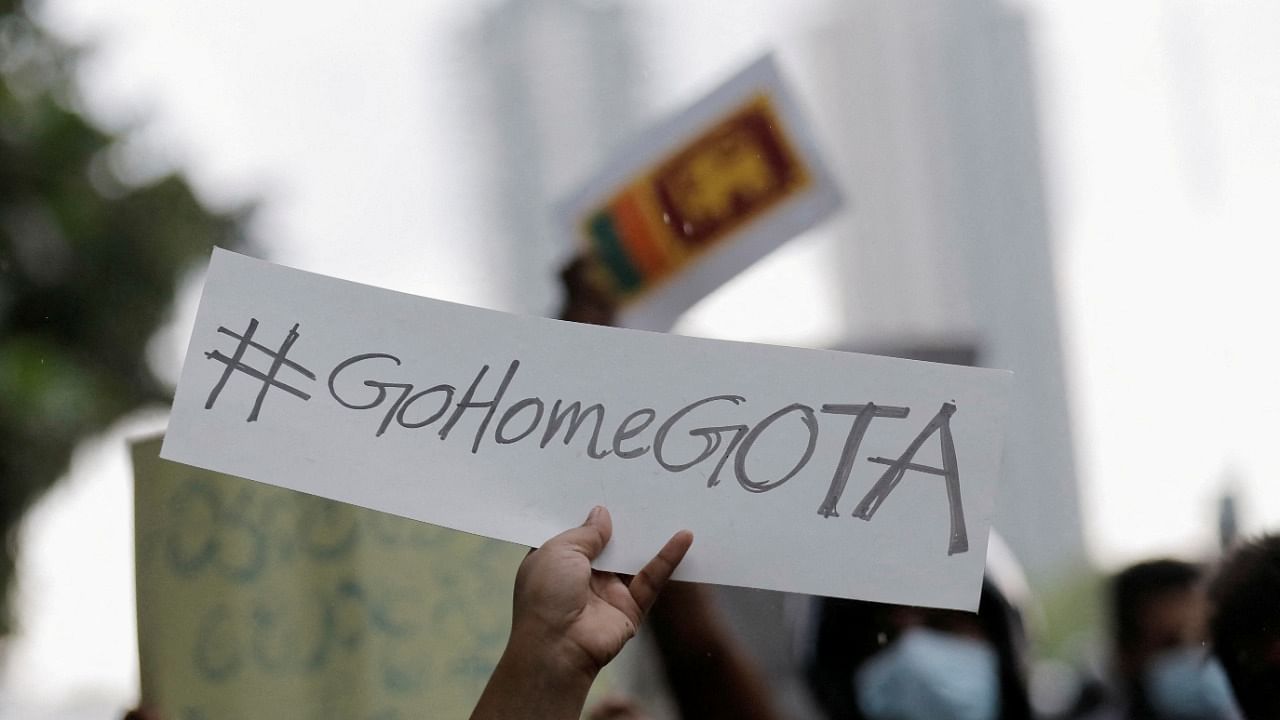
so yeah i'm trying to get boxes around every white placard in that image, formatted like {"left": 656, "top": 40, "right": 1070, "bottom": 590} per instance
{"left": 163, "top": 250, "right": 1011, "bottom": 610}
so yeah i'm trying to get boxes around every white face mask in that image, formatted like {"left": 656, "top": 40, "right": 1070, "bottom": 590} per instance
{"left": 1143, "top": 648, "right": 1243, "bottom": 720}
{"left": 854, "top": 626, "right": 1001, "bottom": 720}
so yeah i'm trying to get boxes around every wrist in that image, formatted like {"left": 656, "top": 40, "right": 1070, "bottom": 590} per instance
{"left": 472, "top": 636, "right": 596, "bottom": 720}
{"left": 503, "top": 623, "right": 601, "bottom": 692}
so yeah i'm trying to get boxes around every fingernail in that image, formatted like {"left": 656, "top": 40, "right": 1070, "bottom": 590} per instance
{"left": 587, "top": 505, "right": 602, "bottom": 523}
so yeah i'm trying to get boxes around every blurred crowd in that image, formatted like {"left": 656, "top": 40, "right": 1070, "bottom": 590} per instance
{"left": 520, "top": 258, "right": 1279, "bottom": 720}
{"left": 119, "top": 258, "right": 1280, "bottom": 720}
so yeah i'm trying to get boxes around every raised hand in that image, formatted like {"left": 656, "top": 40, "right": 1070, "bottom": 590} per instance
{"left": 471, "top": 506, "right": 693, "bottom": 720}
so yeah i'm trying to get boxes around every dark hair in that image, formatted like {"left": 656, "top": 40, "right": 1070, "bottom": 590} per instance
{"left": 1111, "top": 558, "right": 1200, "bottom": 652}
{"left": 806, "top": 578, "right": 1033, "bottom": 720}
{"left": 1209, "top": 533, "right": 1280, "bottom": 720}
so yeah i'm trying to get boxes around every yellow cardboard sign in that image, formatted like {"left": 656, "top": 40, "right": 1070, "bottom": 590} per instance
{"left": 131, "top": 436, "right": 526, "bottom": 719}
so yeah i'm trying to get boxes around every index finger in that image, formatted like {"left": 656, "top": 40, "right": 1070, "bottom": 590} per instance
{"left": 628, "top": 530, "right": 694, "bottom": 615}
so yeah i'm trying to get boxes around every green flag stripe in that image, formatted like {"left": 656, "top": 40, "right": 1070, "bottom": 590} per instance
{"left": 589, "top": 212, "right": 643, "bottom": 291}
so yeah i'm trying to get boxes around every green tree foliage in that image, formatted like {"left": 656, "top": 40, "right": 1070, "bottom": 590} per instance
{"left": 0, "top": 0, "right": 248, "bottom": 633}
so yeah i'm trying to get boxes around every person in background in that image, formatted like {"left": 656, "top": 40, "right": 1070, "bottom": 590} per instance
{"left": 641, "top": 582, "right": 789, "bottom": 720}
{"left": 1076, "top": 559, "right": 1240, "bottom": 720}
{"left": 1208, "top": 533, "right": 1280, "bottom": 720}
{"left": 470, "top": 506, "right": 692, "bottom": 720}
{"left": 805, "top": 534, "right": 1035, "bottom": 720}
{"left": 583, "top": 547, "right": 1034, "bottom": 720}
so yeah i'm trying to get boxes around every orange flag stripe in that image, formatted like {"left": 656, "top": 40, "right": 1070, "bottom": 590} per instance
{"left": 611, "top": 187, "right": 671, "bottom": 281}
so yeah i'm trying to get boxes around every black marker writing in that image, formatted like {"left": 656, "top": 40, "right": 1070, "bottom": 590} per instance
{"left": 852, "top": 402, "right": 968, "bottom": 555}
{"left": 816, "top": 403, "right": 910, "bottom": 517}
{"left": 328, "top": 353, "right": 458, "bottom": 437}
{"left": 495, "top": 398, "right": 545, "bottom": 445}
{"left": 204, "top": 318, "right": 316, "bottom": 422}
{"left": 653, "top": 395, "right": 747, "bottom": 487}
{"left": 612, "top": 408, "right": 657, "bottom": 459}
{"left": 541, "top": 400, "right": 613, "bottom": 459}
{"left": 397, "top": 384, "right": 456, "bottom": 431}
{"left": 438, "top": 361, "right": 520, "bottom": 454}
{"left": 318, "top": 344, "right": 975, "bottom": 556}
{"left": 733, "top": 403, "right": 819, "bottom": 493}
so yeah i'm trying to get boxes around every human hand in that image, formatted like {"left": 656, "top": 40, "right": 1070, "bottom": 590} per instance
{"left": 558, "top": 256, "right": 618, "bottom": 326}
{"left": 509, "top": 505, "right": 693, "bottom": 681}
{"left": 471, "top": 506, "right": 692, "bottom": 720}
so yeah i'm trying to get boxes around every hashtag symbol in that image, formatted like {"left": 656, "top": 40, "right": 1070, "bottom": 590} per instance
{"left": 203, "top": 318, "right": 316, "bottom": 422}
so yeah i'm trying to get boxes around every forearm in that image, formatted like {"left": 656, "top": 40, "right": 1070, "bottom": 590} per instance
{"left": 471, "top": 636, "right": 597, "bottom": 720}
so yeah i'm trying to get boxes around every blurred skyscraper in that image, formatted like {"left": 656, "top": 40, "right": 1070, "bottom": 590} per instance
{"left": 798, "top": 0, "right": 1086, "bottom": 582}
{"left": 464, "top": 1, "right": 1083, "bottom": 713}
{"left": 467, "top": 0, "right": 1082, "bottom": 582}
{"left": 465, "top": 0, "right": 645, "bottom": 314}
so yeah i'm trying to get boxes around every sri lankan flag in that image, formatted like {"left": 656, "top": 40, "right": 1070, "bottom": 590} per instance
{"left": 584, "top": 94, "right": 811, "bottom": 300}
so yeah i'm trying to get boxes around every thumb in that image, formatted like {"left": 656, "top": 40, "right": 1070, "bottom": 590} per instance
{"left": 548, "top": 505, "right": 613, "bottom": 561}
